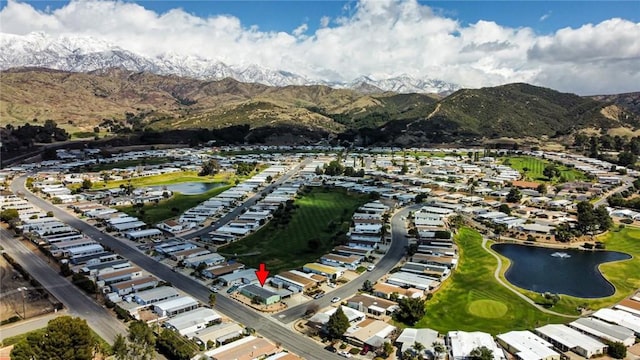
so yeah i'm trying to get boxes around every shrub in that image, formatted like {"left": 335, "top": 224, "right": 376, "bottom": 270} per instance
{"left": 349, "top": 348, "right": 361, "bottom": 355}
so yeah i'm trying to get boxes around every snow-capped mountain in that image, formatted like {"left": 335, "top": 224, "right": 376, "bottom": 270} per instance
{"left": 0, "top": 32, "right": 460, "bottom": 94}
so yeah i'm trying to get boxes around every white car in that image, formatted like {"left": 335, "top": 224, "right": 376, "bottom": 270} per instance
{"left": 338, "top": 351, "right": 352, "bottom": 358}
{"left": 331, "top": 296, "right": 341, "bottom": 303}
{"left": 367, "top": 265, "right": 375, "bottom": 271}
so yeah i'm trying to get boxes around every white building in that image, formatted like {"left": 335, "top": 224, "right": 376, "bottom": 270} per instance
{"left": 496, "top": 331, "right": 560, "bottom": 360}
{"left": 448, "top": 331, "right": 506, "bottom": 360}
{"left": 153, "top": 296, "right": 199, "bottom": 317}
{"left": 534, "top": 324, "right": 607, "bottom": 358}
{"left": 164, "top": 307, "right": 222, "bottom": 336}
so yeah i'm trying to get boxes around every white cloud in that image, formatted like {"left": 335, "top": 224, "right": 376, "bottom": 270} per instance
{"left": 320, "top": 16, "right": 331, "bottom": 28}
{"left": 0, "top": 0, "right": 638, "bottom": 94}
{"left": 293, "top": 23, "right": 308, "bottom": 37}
{"left": 539, "top": 11, "right": 551, "bottom": 22}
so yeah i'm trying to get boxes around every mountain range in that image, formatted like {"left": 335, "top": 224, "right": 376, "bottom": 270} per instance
{"left": 2, "top": 67, "right": 639, "bottom": 149}
{"left": 0, "top": 32, "right": 460, "bottom": 95}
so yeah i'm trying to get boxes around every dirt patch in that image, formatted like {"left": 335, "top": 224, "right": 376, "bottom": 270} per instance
{"left": 0, "top": 256, "right": 56, "bottom": 323}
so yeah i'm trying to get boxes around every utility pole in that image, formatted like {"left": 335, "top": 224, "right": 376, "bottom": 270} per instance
{"left": 17, "top": 287, "right": 27, "bottom": 319}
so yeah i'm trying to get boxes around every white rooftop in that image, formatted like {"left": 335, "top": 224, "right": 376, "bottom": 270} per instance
{"left": 448, "top": 331, "right": 505, "bottom": 360}
{"left": 497, "top": 330, "right": 559, "bottom": 360}
{"left": 535, "top": 324, "right": 605, "bottom": 353}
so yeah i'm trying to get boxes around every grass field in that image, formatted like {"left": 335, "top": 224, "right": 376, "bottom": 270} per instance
{"left": 219, "top": 187, "right": 370, "bottom": 273}
{"left": 415, "top": 228, "right": 567, "bottom": 334}
{"left": 502, "top": 156, "right": 587, "bottom": 183}
{"left": 92, "top": 171, "right": 234, "bottom": 190}
{"left": 117, "top": 185, "right": 232, "bottom": 224}
{"left": 512, "top": 226, "right": 640, "bottom": 315}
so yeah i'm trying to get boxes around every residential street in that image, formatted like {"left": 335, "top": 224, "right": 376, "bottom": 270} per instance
{"left": 10, "top": 174, "right": 348, "bottom": 360}
{"left": 0, "top": 227, "right": 128, "bottom": 344}
{"left": 274, "top": 204, "right": 418, "bottom": 323}
{"left": 184, "top": 158, "right": 312, "bottom": 240}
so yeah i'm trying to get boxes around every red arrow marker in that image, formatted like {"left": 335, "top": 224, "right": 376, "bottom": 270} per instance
{"left": 255, "top": 263, "right": 269, "bottom": 287}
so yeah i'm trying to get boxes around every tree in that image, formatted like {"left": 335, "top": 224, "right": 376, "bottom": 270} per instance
{"left": 208, "top": 293, "right": 216, "bottom": 307}
{"left": 393, "top": 297, "right": 426, "bottom": 325}
{"left": 382, "top": 341, "right": 395, "bottom": 358}
{"left": 0, "top": 208, "right": 19, "bottom": 222}
{"left": 362, "top": 280, "right": 374, "bottom": 293}
{"left": 432, "top": 342, "right": 445, "bottom": 359}
{"left": 617, "top": 152, "right": 637, "bottom": 167}
{"left": 412, "top": 341, "right": 425, "bottom": 358}
{"left": 536, "top": 183, "right": 547, "bottom": 194}
{"left": 577, "top": 201, "right": 612, "bottom": 234}
{"left": 470, "top": 346, "right": 494, "bottom": 360}
{"left": 555, "top": 223, "right": 574, "bottom": 243}
{"left": 113, "top": 334, "right": 128, "bottom": 360}
{"left": 81, "top": 178, "right": 93, "bottom": 190}
{"left": 543, "top": 165, "right": 560, "bottom": 180}
{"left": 199, "top": 159, "right": 221, "bottom": 176}
{"left": 11, "top": 316, "right": 95, "bottom": 360}
{"left": 156, "top": 329, "right": 197, "bottom": 360}
{"left": 326, "top": 307, "right": 350, "bottom": 339}
{"left": 127, "top": 320, "right": 156, "bottom": 360}
{"left": 607, "top": 341, "right": 627, "bottom": 359}
{"left": 506, "top": 188, "right": 522, "bottom": 203}
{"left": 594, "top": 205, "right": 613, "bottom": 232}
{"left": 498, "top": 204, "right": 511, "bottom": 215}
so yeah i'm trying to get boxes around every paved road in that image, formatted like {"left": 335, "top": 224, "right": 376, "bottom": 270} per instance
{"left": 184, "top": 158, "right": 312, "bottom": 240}
{"left": 481, "top": 237, "right": 579, "bottom": 319}
{"left": 0, "top": 310, "right": 68, "bottom": 341}
{"left": 274, "top": 205, "right": 418, "bottom": 323}
{"left": 593, "top": 176, "right": 635, "bottom": 208}
{"left": 11, "top": 175, "right": 346, "bottom": 360}
{"left": 0, "top": 228, "right": 128, "bottom": 343}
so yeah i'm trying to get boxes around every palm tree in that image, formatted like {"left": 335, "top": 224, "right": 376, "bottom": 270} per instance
{"left": 413, "top": 341, "right": 425, "bottom": 359}
{"left": 432, "top": 342, "right": 445, "bottom": 360}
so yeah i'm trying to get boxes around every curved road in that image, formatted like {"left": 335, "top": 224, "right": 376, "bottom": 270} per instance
{"left": 481, "top": 238, "right": 579, "bottom": 319}
{"left": 275, "top": 205, "right": 419, "bottom": 323}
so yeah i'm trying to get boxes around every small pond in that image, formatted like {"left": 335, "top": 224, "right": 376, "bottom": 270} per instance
{"left": 164, "top": 182, "right": 226, "bottom": 195}
{"left": 492, "top": 243, "right": 631, "bottom": 298}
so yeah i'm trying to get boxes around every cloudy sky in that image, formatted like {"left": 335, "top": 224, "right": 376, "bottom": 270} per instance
{"left": 1, "top": 0, "right": 639, "bottom": 95}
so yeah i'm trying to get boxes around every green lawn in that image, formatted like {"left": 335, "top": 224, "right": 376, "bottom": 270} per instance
{"left": 219, "top": 187, "right": 370, "bottom": 273}
{"left": 502, "top": 156, "right": 587, "bottom": 183}
{"left": 415, "top": 228, "right": 567, "bottom": 334}
{"left": 117, "top": 185, "right": 232, "bottom": 224}
{"left": 84, "top": 157, "right": 175, "bottom": 172}
{"left": 513, "top": 226, "right": 640, "bottom": 315}
{"left": 93, "top": 171, "right": 235, "bottom": 189}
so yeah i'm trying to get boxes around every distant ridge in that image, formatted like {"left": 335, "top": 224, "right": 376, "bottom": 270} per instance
{"left": 0, "top": 32, "right": 460, "bottom": 95}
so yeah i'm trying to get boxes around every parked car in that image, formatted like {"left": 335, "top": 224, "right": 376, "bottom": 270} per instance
{"left": 338, "top": 351, "right": 352, "bottom": 358}
{"left": 324, "top": 345, "right": 337, "bottom": 353}
{"left": 331, "top": 296, "right": 341, "bottom": 303}
{"left": 367, "top": 265, "right": 375, "bottom": 271}
{"left": 314, "top": 293, "right": 325, "bottom": 299}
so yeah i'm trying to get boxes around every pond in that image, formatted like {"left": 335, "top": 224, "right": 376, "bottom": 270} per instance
{"left": 492, "top": 243, "right": 631, "bottom": 298}
{"left": 164, "top": 182, "right": 226, "bottom": 195}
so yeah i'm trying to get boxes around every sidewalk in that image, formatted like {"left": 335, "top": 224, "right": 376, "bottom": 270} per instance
{"left": 0, "top": 309, "right": 67, "bottom": 342}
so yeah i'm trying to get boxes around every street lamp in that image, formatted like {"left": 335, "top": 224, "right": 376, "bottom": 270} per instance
{"left": 17, "top": 287, "right": 27, "bottom": 319}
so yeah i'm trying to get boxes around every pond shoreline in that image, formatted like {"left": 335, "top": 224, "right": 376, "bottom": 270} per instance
{"left": 491, "top": 243, "right": 631, "bottom": 298}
